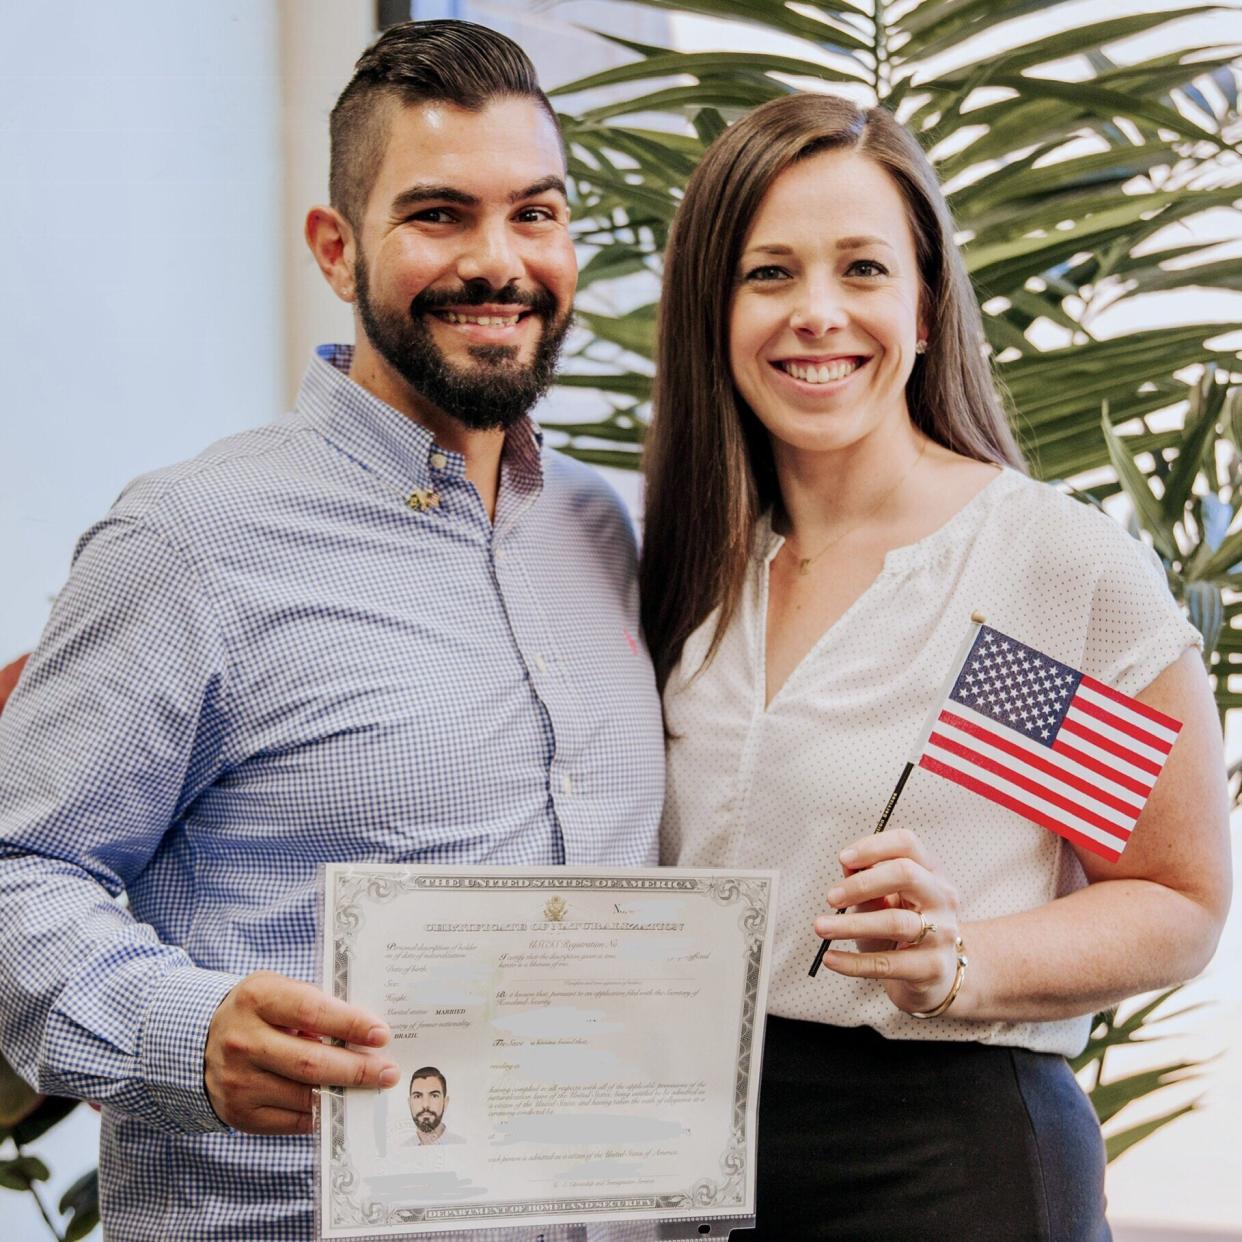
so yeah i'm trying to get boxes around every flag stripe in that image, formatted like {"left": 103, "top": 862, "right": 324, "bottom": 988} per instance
{"left": 1069, "top": 695, "right": 1173, "bottom": 754}
{"left": 1064, "top": 702, "right": 1170, "bottom": 766}
{"left": 1079, "top": 673, "right": 1181, "bottom": 733}
{"left": 1050, "top": 737, "right": 1155, "bottom": 798}
{"left": 1063, "top": 705, "right": 1167, "bottom": 770}
{"left": 946, "top": 704, "right": 1152, "bottom": 800}
{"left": 936, "top": 711, "right": 1143, "bottom": 819}
{"left": 926, "top": 731, "right": 1136, "bottom": 835}
{"left": 1058, "top": 716, "right": 1164, "bottom": 776}
{"left": 1075, "top": 681, "right": 1180, "bottom": 747}
{"left": 918, "top": 756, "right": 1124, "bottom": 861}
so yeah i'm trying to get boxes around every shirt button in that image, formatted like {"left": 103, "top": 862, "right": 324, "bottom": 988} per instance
{"left": 430, "top": 452, "right": 448, "bottom": 470}
{"left": 561, "top": 774, "right": 573, "bottom": 794}
{"left": 495, "top": 547, "right": 506, "bottom": 562}
{"left": 534, "top": 654, "right": 548, "bottom": 674}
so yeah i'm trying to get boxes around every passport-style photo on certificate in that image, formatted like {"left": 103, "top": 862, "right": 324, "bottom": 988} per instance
{"left": 315, "top": 866, "right": 776, "bottom": 1239}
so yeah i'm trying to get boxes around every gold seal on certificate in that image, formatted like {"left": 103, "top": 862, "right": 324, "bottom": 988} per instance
{"left": 316, "top": 865, "right": 777, "bottom": 1239}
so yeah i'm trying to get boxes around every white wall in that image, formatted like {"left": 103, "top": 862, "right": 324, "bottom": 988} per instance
{"left": 278, "top": 0, "right": 374, "bottom": 405}
{"left": 0, "top": 0, "right": 283, "bottom": 666}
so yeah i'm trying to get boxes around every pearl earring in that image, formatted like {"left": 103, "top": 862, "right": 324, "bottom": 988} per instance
{"left": 915, "top": 339, "right": 927, "bottom": 355}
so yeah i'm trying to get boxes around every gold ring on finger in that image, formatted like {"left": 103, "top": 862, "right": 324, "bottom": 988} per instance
{"left": 911, "top": 912, "right": 936, "bottom": 947}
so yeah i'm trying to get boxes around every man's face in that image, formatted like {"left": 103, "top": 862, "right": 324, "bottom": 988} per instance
{"left": 408, "top": 1076, "right": 447, "bottom": 1132}
{"left": 351, "top": 97, "right": 576, "bottom": 431}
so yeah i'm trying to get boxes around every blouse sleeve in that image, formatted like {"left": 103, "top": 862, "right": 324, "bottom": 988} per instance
{"left": 1080, "top": 509, "right": 1202, "bottom": 697}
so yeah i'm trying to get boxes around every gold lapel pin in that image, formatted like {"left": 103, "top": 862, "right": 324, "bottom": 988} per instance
{"left": 406, "top": 488, "right": 441, "bottom": 512}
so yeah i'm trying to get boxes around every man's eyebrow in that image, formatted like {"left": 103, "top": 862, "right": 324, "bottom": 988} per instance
{"left": 390, "top": 184, "right": 480, "bottom": 214}
{"left": 510, "top": 175, "right": 568, "bottom": 204}
{"left": 389, "top": 177, "right": 567, "bottom": 217}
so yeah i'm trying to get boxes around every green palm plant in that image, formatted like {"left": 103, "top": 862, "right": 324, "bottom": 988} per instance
{"left": 1093, "top": 369, "right": 1242, "bottom": 758}
{"left": 1073, "top": 986, "right": 1207, "bottom": 1163}
{"left": 547, "top": 0, "right": 1242, "bottom": 478}
{"left": 1066, "top": 376, "right": 1241, "bottom": 1156}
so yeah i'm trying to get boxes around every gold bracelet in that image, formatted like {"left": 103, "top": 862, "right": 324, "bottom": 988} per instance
{"left": 911, "top": 936, "right": 967, "bottom": 1019}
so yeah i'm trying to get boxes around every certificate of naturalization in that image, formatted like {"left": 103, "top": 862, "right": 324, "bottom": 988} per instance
{"left": 317, "top": 866, "right": 777, "bottom": 1239}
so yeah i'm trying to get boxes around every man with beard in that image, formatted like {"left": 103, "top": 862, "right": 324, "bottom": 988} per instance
{"left": 0, "top": 20, "right": 663, "bottom": 1242}
{"left": 404, "top": 1067, "right": 463, "bottom": 1146}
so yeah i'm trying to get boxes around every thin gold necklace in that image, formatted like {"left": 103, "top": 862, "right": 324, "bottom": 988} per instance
{"left": 783, "top": 435, "right": 929, "bottom": 577}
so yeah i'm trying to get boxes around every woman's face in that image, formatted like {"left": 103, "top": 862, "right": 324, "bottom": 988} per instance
{"left": 728, "top": 147, "right": 925, "bottom": 459}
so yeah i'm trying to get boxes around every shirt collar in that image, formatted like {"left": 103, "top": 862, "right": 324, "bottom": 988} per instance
{"left": 296, "top": 344, "right": 545, "bottom": 498}
{"left": 755, "top": 509, "right": 785, "bottom": 564}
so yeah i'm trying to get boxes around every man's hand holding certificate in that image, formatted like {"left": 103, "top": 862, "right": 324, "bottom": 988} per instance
{"left": 317, "top": 866, "right": 776, "bottom": 1239}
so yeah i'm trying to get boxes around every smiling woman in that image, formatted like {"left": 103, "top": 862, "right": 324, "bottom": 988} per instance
{"left": 729, "top": 154, "right": 926, "bottom": 461}
{"left": 643, "top": 92, "right": 1231, "bottom": 1241}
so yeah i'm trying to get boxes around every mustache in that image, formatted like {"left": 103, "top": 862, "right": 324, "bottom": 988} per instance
{"left": 411, "top": 280, "right": 558, "bottom": 318}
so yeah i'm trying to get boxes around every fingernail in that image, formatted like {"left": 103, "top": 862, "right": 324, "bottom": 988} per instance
{"left": 366, "top": 1025, "right": 389, "bottom": 1045}
{"left": 840, "top": 848, "right": 857, "bottom": 865}
{"left": 827, "top": 887, "right": 844, "bottom": 906}
{"left": 379, "top": 1067, "right": 400, "bottom": 1089}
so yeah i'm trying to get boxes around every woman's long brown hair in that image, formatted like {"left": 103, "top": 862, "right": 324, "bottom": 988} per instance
{"left": 640, "top": 93, "right": 1026, "bottom": 694}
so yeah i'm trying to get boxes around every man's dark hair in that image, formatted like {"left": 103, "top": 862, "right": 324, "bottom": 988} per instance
{"left": 329, "top": 20, "right": 560, "bottom": 231}
{"left": 409, "top": 1066, "right": 447, "bottom": 1094}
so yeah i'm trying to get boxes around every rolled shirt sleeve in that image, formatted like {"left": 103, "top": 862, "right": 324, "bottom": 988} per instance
{"left": 0, "top": 517, "right": 241, "bottom": 1132}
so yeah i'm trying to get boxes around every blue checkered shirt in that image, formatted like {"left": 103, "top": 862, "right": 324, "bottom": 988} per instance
{"left": 0, "top": 346, "right": 664, "bottom": 1241}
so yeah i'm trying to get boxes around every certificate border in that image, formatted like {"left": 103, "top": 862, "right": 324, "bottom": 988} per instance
{"left": 321, "top": 869, "right": 771, "bottom": 1235}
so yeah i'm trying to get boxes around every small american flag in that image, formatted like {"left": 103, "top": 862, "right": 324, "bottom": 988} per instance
{"left": 916, "top": 624, "right": 1181, "bottom": 862}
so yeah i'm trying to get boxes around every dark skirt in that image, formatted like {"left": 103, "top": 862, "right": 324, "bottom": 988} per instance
{"left": 733, "top": 1016, "right": 1110, "bottom": 1242}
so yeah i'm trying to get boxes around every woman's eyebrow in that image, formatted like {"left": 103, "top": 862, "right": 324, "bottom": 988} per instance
{"left": 741, "top": 235, "right": 896, "bottom": 257}
{"left": 836, "top": 234, "right": 895, "bottom": 251}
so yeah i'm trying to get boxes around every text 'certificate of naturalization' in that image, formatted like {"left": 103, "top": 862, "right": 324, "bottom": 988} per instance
{"left": 317, "top": 866, "right": 776, "bottom": 1239}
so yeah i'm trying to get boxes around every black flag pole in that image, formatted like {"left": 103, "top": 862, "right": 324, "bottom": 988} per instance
{"left": 807, "top": 611, "right": 988, "bottom": 979}
{"left": 807, "top": 762, "right": 914, "bottom": 976}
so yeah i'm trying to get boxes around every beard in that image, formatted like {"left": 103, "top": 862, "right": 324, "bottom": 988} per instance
{"left": 354, "top": 249, "right": 571, "bottom": 432}
{"left": 414, "top": 1109, "right": 441, "bottom": 1133}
